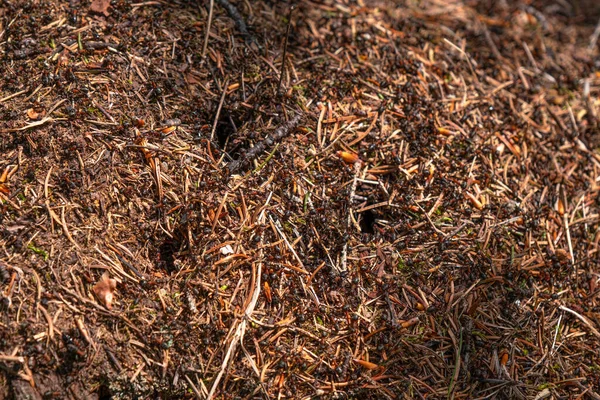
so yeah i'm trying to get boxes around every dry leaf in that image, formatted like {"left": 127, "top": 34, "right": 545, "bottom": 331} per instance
{"left": 185, "top": 72, "right": 202, "bottom": 85}
{"left": 400, "top": 317, "right": 419, "bottom": 328}
{"left": 554, "top": 248, "right": 570, "bottom": 262}
{"left": 159, "top": 126, "right": 177, "bottom": 134}
{"left": 263, "top": 281, "right": 272, "bottom": 303}
{"left": 500, "top": 350, "right": 509, "bottom": 366}
{"left": 353, "top": 358, "right": 379, "bottom": 370}
{"left": 27, "top": 108, "right": 46, "bottom": 121}
{"left": 556, "top": 197, "right": 565, "bottom": 216}
{"left": 0, "top": 168, "right": 8, "bottom": 183}
{"left": 93, "top": 271, "right": 116, "bottom": 309}
{"left": 90, "top": 0, "right": 110, "bottom": 16}
{"left": 337, "top": 150, "right": 360, "bottom": 164}
{"left": 437, "top": 127, "right": 454, "bottom": 135}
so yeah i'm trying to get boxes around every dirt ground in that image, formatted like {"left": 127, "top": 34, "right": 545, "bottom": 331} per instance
{"left": 1, "top": 0, "right": 600, "bottom": 399}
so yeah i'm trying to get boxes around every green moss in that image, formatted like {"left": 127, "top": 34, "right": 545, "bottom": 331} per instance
{"left": 28, "top": 243, "right": 49, "bottom": 261}
{"left": 397, "top": 258, "right": 408, "bottom": 272}
{"left": 537, "top": 383, "right": 552, "bottom": 390}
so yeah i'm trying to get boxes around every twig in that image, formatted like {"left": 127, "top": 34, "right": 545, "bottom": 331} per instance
{"left": 550, "top": 314, "right": 562, "bottom": 356}
{"left": 1, "top": 99, "right": 67, "bottom": 133}
{"left": 415, "top": 202, "right": 446, "bottom": 238}
{"left": 574, "top": 381, "right": 600, "bottom": 400}
{"left": 590, "top": 16, "right": 600, "bottom": 52}
{"left": 215, "top": 0, "right": 256, "bottom": 44}
{"left": 75, "top": 317, "right": 97, "bottom": 351}
{"left": 211, "top": 192, "right": 228, "bottom": 233}
{"left": 447, "top": 329, "right": 463, "bottom": 400}
{"left": 0, "top": 89, "right": 27, "bottom": 104}
{"left": 443, "top": 38, "right": 480, "bottom": 85}
{"left": 38, "top": 304, "right": 56, "bottom": 343}
{"left": 210, "top": 78, "right": 229, "bottom": 142}
{"left": 44, "top": 168, "right": 80, "bottom": 249}
{"left": 206, "top": 262, "right": 262, "bottom": 400}
{"left": 479, "top": 21, "right": 502, "bottom": 60}
{"left": 559, "top": 305, "right": 600, "bottom": 338}
{"left": 104, "top": 345, "right": 123, "bottom": 372}
{"left": 184, "top": 374, "right": 205, "bottom": 399}
{"left": 339, "top": 161, "right": 363, "bottom": 275}
{"left": 269, "top": 215, "right": 307, "bottom": 273}
{"left": 277, "top": 5, "right": 295, "bottom": 96}
{"left": 228, "top": 114, "right": 301, "bottom": 173}
{"left": 0, "top": 354, "right": 25, "bottom": 363}
{"left": 202, "top": 0, "right": 214, "bottom": 58}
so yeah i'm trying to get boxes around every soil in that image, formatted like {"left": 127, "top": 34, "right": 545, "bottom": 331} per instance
{"left": 1, "top": 0, "right": 600, "bottom": 399}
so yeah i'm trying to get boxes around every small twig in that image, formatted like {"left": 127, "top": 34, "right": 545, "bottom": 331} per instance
{"left": 0, "top": 13, "right": 20, "bottom": 43}
{"left": 253, "top": 143, "right": 279, "bottom": 173}
{"left": 574, "top": 381, "right": 600, "bottom": 400}
{"left": 479, "top": 21, "right": 502, "bottom": 60}
{"left": 44, "top": 168, "right": 80, "bottom": 249}
{"left": 113, "top": 253, "right": 144, "bottom": 279}
{"left": 339, "top": 161, "right": 363, "bottom": 275}
{"left": 550, "top": 313, "right": 562, "bottom": 356}
{"left": 559, "top": 305, "right": 600, "bottom": 338}
{"left": 447, "top": 329, "right": 462, "bottom": 399}
{"left": 384, "top": 293, "right": 399, "bottom": 327}
{"left": 0, "top": 354, "right": 25, "bottom": 363}
{"left": 75, "top": 317, "right": 97, "bottom": 351}
{"left": 202, "top": 0, "right": 214, "bottom": 58}
{"left": 1, "top": 99, "right": 67, "bottom": 133}
{"left": 210, "top": 78, "right": 229, "bottom": 142}
{"left": 38, "top": 304, "right": 56, "bottom": 343}
{"left": 0, "top": 89, "right": 27, "bottom": 104}
{"left": 211, "top": 192, "right": 228, "bottom": 233}
{"left": 184, "top": 374, "right": 204, "bottom": 399}
{"left": 415, "top": 202, "right": 446, "bottom": 238}
{"left": 277, "top": 5, "right": 295, "bottom": 96}
{"left": 443, "top": 38, "right": 480, "bottom": 85}
{"left": 269, "top": 215, "right": 310, "bottom": 274}
{"left": 590, "top": 16, "right": 600, "bottom": 52}
{"left": 104, "top": 345, "right": 123, "bottom": 372}
{"left": 206, "top": 261, "right": 262, "bottom": 400}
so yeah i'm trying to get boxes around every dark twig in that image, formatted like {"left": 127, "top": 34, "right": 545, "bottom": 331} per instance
{"left": 228, "top": 114, "right": 301, "bottom": 173}
{"left": 384, "top": 292, "right": 399, "bottom": 327}
{"left": 114, "top": 253, "right": 144, "bottom": 279}
{"left": 215, "top": 0, "right": 256, "bottom": 44}
{"left": 104, "top": 345, "right": 123, "bottom": 372}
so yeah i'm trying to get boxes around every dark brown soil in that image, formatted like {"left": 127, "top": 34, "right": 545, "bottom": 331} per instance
{"left": 1, "top": 0, "right": 600, "bottom": 399}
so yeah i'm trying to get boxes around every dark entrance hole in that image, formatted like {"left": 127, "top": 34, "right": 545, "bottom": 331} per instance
{"left": 215, "top": 110, "right": 237, "bottom": 149}
{"left": 158, "top": 238, "right": 180, "bottom": 273}
{"left": 359, "top": 209, "right": 376, "bottom": 234}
